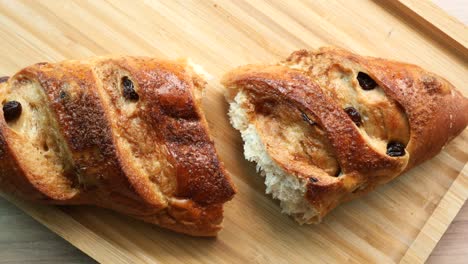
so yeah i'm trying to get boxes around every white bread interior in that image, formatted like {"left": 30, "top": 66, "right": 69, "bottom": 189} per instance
{"left": 228, "top": 91, "right": 318, "bottom": 224}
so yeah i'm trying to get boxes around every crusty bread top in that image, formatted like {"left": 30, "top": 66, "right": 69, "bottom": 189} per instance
{"left": 223, "top": 47, "right": 468, "bottom": 219}
{"left": 0, "top": 56, "right": 236, "bottom": 236}
{"left": 287, "top": 48, "right": 468, "bottom": 169}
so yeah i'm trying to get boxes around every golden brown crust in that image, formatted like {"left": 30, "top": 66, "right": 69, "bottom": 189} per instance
{"left": 223, "top": 47, "right": 468, "bottom": 219}
{"left": 16, "top": 61, "right": 153, "bottom": 213}
{"left": 0, "top": 120, "right": 46, "bottom": 200}
{"left": 0, "top": 57, "right": 236, "bottom": 236}
{"left": 0, "top": 77, "right": 78, "bottom": 202}
{"left": 104, "top": 58, "right": 236, "bottom": 206}
{"left": 307, "top": 47, "right": 468, "bottom": 169}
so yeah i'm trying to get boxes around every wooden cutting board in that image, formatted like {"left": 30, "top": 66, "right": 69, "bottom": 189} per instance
{"left": 0, "top": 0, "right": 467, "bottom": 263}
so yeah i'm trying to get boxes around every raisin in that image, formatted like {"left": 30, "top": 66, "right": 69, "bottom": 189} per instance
{"left": 309, "top": 177, "right": 318, "bottom": 183}
{"left": 121, "top": 76, "right": 139, "bottom": 101}
{"left": 3, "top": 101, "right": 22, "bottom": 122}
{"left": 357, "top": 72, "right": 377, "bottom": 90}
{"left": 386, "top": 141, "right": 406, "bottom": 157}
{"left": 334, "top": 168, "right": 342, "bottom": 177}
{"left": 0, "top": 76, "right": 9, "bottom": 83}
{"left": 344, "top": 107, "right": 362, "bottom": 126}
{"left": 301, "top": 112, "right": 316, "bottom": 126}
{"left": 59, "top": 90, "right": 68, "bottom": 100}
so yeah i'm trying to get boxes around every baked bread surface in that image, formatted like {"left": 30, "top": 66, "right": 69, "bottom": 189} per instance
{"left": 0, "top": 56, "right": 236, "bottom": 236}
{"left": 223, "top": 47, "right": 468, "bottom": 223}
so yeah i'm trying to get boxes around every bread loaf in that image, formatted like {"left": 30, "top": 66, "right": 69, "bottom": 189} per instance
{"left": 0, "top": 57, "right": 236, "bottom": 236}
{"left": 222, "top": 47, "right": 468, "bottom": 224}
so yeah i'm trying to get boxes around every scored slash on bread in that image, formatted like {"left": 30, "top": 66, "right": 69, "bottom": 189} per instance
{"left": 0, "top": 57, "right": 236, "bottom": 236}
{"left": 223, "top": 47, "right": 468, "bottom": 224}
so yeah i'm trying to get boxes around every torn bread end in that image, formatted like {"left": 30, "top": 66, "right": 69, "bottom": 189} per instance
{"left": 228, "top": 90, "right": 319, "bottom": 224}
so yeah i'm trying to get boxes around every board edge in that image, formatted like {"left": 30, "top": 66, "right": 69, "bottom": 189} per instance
{"left": 382, "top": 0, "right": 468, "bottom": 58}
{"left": 400, "top": 164, "right": 468, "bottom": 263}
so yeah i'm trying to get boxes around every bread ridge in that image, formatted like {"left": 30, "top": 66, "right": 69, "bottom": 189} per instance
{"left": 223, "top": 47, "right": 468, "bottom": 223}
{"left": 0, "top": 56, "right": 236, "bottom": 236}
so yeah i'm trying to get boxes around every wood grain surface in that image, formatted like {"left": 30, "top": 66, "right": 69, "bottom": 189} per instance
{"left": 0, "top": 0, "right": 467, "bottom": 263}
{"left": 428, "top": 203, "right": 468, "bottom": 263}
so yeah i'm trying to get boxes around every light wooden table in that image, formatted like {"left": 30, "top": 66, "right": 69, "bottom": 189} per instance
{"left": 0, "top": 1, "right": 466, "bottom": 263}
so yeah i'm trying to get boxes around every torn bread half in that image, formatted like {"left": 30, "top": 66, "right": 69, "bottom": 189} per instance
{"left": 222, "top": 47, "right": 468, "bottom": 224}
{"left": 0, "top": 57, "right": 236, "bottom": 236}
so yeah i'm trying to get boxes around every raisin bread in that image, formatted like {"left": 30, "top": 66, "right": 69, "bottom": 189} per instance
{"left": 222, "top": 47, "right": 468, "bottom": 224}
{"left": 0, "top": 57, "right": 236, "bottom": 236}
